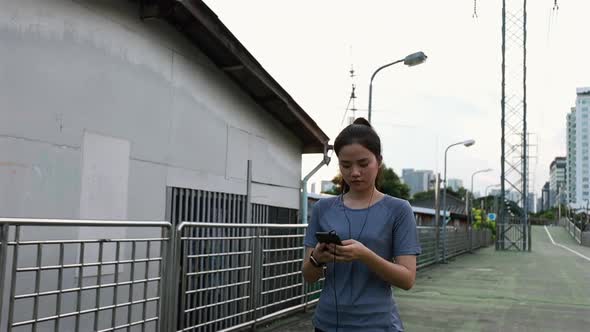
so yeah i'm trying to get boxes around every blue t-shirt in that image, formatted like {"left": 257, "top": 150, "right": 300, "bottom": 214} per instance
{"left": 304, "top": 195, "right": 421, "bottom": 332}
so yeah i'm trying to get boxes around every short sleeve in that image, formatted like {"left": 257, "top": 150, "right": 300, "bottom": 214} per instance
{"left": 304, "top": 201, "right": 321, "bottom": 248}
{"left": 392, "top": 201, "right": 422, "bottom": 257}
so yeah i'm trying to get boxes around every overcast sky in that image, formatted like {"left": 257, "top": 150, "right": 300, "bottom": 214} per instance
{"left": 204, "top": 0, "right": 590, "bottom": 197}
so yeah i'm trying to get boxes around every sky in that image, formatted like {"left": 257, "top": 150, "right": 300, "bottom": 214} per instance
{"left": 203, "top": 0, "right": 590, "bottom": 198}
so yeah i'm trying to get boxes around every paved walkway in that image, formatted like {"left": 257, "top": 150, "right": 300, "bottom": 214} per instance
{"left": 260, "top": 226, "right": 590, "bottom": 331}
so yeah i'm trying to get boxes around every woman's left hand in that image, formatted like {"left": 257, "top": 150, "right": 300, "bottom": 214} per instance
{"left": 334, "top": 239, "right": 370, "bottom": 262}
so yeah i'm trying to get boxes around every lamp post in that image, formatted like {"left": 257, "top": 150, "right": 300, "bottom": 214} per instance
{"left": 468, "top": 169, "right": 493, "bottom": 218}
{"left": 467, "top": 168, "right": 492, "bottom": 252}
{"left": 441, "top": 139, "right": 475, "bottom": 263}
{"left": 367, "top": 51, "right": 427, "bottom": 123}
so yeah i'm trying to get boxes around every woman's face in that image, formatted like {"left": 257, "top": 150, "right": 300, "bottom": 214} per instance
{"left": 338, "top": 143, "right": 380, "bottom": 193}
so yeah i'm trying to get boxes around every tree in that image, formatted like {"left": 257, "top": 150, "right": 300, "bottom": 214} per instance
{"left": 410, "top": 187, "right": 470, "bottom": 204}
{"left": 379, "top": 164, "right": 410, "bottom": 200}
{"left": 323, "top": 174, "right": 343, "bottom": 195}
{"left": 472, "top": 208, "right": 496, "bottom": 240}
{"left": 411, "top": 190, "right": 436, "bottom": 202}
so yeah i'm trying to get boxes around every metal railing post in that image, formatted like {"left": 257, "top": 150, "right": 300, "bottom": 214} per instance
{"left": 302, "top": 228, "right": 309, "bottom": 312}
{"left": 0, "top": 224, "right": 8, "bottom": 329}
{"left": 160, "top": 224, "right": 177, "bottom": 332}
{"left": 249, "top": 227, "right": 262, "bottom": 330}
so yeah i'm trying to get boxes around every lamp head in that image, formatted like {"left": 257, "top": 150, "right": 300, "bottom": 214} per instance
{"left": 463, "top": 139, "right": 476, "bottom": 147}
{"left": 404, "top": 51, "right": 428, "bottom": 66}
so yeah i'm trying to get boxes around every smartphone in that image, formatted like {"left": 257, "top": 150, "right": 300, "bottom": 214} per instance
{"left": 315, "top": 231, "right": 342, "bottom": 245}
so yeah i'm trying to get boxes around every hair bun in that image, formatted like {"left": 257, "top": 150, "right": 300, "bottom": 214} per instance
{"left": 352, "top": 117, "right": 372, "bottom": 128}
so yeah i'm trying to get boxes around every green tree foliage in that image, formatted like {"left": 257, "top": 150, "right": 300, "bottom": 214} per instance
{"left": 472, "top": 208, "right": 496, "bottom": 240}
{"left": 410, "top": 187, "right": 469, "bottom": 203}
{"left": 322, "top": 174, "right": 343, "bottom": 195}
{"left": 379, "top": 165, "right": 410, "bottom": 200}
{"left": 410, "top": 190, "right": 436, "bottom": 202}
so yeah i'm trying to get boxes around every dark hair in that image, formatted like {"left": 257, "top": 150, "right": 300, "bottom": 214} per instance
{"left": 334, "top": 117, "right": 383, "bottom": 193}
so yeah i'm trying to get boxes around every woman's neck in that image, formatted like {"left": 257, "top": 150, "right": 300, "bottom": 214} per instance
{"left": 345, "top": 187, "right": 376, "bottom": 202}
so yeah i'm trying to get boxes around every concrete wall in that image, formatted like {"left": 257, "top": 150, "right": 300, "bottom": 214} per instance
{"left": 0, "top": 0, "right": 304, "bottom": 222}
{"left": 582, "top": 231, "right": 590, "bottom": 247}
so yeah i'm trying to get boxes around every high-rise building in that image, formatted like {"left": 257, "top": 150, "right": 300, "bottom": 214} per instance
{"left": 447, "top": 178, "right": 464, "bottom": 192}
{"left": 549, "top": 157, "right": 567, "bottom": 207}
{"left": 527, "top": 192, "right": 536, "bottom": 213}
{"left": 542, "top": 182, "right": 550, "bottom": 211}
{"left": 402, "top": 169, "right": 434, "bottom": 196}
{"left": 566, "top": 87, "right": 590, "bottom": 207}
{"left": 567, "top": 107, "right": 577, "bottom": 203}
{"left": 490, "top": 189, "right": 520, "bottom": 203}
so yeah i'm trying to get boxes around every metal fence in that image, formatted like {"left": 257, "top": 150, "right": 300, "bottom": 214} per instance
{"left": 565, "top": 219, "right": 582, "bottom": 244}
{"left": 0, "top": 218, "right": 171, "bottom": 332}
{"left": 417, "top": 226, "right": 491, "bottom": 268}
{"left": 165, "top": 223, "right": 324, "bottom": 332}
{"left": 1, "top": 219, "right": 490, "bottom": 332}
{"left": 496, "top": 223, "right": 532, "bottom": 251}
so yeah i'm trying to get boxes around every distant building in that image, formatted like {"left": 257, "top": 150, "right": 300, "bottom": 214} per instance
{"left": 402, "top": 169, "right": 434, "bottom": 196}
{"left": 321, "top": 180, "right": 335, "bottom": 193}
{"left": 566, "top": 88, "right": 590, "bottom": 207}
{"left": 566, "top": 107, "right": 577, "bottom": 204}
{"left": 528, "top": 192, "right": 536, "bottom": 213}
{"left": 490, "top": 189, "right": 521, "bottom": 204}
{"left": 536, "top": 197, "right": 543, "bottom": 213}
{"left": 542, "top": 182, "right": 551, "bottom": 211}
{"left": 447, "top": 178, "right": 464, "bottom": 192}
{"left": 549, "top": 157, "right": 567, "bottom": 207}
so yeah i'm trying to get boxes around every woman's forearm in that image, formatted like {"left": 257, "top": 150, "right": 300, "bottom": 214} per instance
{"left": 302, "top": 260, "right": 324, "bottom": 282}
{"left": 302, "top": 249, "right": 324, "bottom": 282}
{"left": 361, "top": 250, "right": 415, "bottom": 290}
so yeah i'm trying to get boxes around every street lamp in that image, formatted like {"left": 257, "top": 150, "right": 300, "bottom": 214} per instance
{"left": 467, "top": 168, "right": 492, "bottom": 252}
{"left": 468, "top": 168, "right": 493, "bottom": 215}
{"left": 441, "top": 139, "right": 475, "bottom": 263}
{"left": 367, "top": 51, "right": 427, "bottom": 123}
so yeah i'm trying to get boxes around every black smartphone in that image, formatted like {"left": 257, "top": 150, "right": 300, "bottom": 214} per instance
{"left": 315, "top": 231, "right": 342, "bottom": 245}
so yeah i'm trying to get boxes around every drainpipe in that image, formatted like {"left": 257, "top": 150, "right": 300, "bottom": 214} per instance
{"left": 300, "top": 144, "right": 332, "bottom": 224}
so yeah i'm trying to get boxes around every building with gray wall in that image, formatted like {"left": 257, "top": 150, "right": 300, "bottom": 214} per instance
{"left": 402, "top": 169, "right": 433, "bottom": 196}
{"left": 567, "top": 88, "right": 590, "bottom": 208}
{"left": 567, "top": 107, "right": 577, "bottom": 204}
{"left": 0, "top": 1, "right": 330, "bottom": 330}
{"left": 550, "top": 157, "right": 567, "bottom": 207}
{"left": 447, "top": 178, "right": 464, "bottom": 192}
{"left": 542, "top": 182, "right": 551, "bottom": 212}
{"left": 0, "top": 0, "right": 328, "bottom": 222}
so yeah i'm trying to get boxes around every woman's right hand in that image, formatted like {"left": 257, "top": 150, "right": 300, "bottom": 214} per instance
{"left": 313, "top": 242, "right": 336, "bottom": 264}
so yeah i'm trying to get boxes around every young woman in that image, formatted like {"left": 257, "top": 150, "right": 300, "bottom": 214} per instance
{"left": 302, "top": 117, "right": 421, "bottom": 332}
